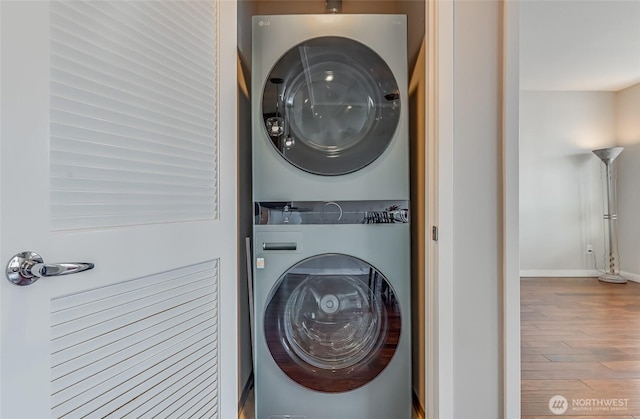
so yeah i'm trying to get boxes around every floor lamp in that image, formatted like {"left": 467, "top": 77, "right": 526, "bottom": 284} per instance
{"left": 592, "top": 147, "right": 626, "bottom": 284}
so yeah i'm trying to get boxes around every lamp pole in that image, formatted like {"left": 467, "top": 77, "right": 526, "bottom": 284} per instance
{"left": 592, "top": 147, "right": 626, "bottom": 283}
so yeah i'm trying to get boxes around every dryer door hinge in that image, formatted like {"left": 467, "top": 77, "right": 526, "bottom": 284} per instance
{"left": 432, "top": 226, "right": 439, "bottom": 242}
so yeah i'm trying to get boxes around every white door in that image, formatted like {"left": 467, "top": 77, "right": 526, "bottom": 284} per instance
{"left": 0, "top": 1, "right": 237, "bottom": 417}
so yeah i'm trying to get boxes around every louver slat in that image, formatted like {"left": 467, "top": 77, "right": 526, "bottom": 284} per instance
{"left": 51, "top": 260, "right": 219, "bottom": 418}
{"left": 50, "top": 0, "right": 218, "bottom": 231}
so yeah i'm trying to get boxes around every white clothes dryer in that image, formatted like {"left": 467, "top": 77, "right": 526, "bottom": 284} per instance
{"left": 253, "top": 223, "right": 411, "bottom": 419}
{"left": 252, "top": 14, "right": 409, "bottom": 201}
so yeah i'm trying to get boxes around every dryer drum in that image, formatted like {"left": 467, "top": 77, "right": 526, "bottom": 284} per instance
{"left": 264, "top": 253, "right": 402, "bottom": 393}
{"left": 261, "top": 36, "right": 401, "bottom": 176}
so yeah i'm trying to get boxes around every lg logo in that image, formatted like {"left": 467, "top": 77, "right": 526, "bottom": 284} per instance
{"left": 258, "top": 20, "right": 271, "bottom": 27}
{"left": 549, "top": 395, "right": 569, "bottom": 415}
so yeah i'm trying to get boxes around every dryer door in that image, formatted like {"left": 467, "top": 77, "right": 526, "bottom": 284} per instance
{"left": 264, "top": 253, "right": 401, "bottom": 392}
{"left": 262, "top": 37, "right": 401, "bottom": 176}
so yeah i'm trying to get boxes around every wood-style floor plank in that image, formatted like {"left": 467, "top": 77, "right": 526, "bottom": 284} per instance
{"left": 521, "top": 277, "right": 640, "bottom": 417}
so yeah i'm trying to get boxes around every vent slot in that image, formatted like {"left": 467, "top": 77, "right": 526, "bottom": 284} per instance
{"left": 50, "top": 260, "right": 219, "bottom": 418}
{"left": 49, "top": 0, "right": 219, "bottom": 231}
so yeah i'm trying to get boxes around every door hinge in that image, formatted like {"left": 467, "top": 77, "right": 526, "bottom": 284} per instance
{"left": 432, "top": 226, "right": 439, "bottom": 242}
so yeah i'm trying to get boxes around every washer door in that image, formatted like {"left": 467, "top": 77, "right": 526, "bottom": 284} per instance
{"left": 262, "top": 37, "right": 401, "bottom": 176}
{"left": 264, "top": 253, "right": 401, "bottom": 392}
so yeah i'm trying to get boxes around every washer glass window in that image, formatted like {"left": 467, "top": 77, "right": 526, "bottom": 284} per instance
{"left": 264, "top": 253, "right": 401, "bottom": 392}
{"left": 262, "top": 37, "right": 401, "bottom": 176}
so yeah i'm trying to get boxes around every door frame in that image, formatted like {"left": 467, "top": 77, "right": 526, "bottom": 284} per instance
{"left": 425, "top": 1, "right": 520, "bottom": 417}
{"left": 424, "top": 0, "right": 454, "bottom": 418}
{"left": 502, "top": 1, "right": 521, "bottom": 418}
{"left": 218, "top": 0, "right": 239, "bottom": 417}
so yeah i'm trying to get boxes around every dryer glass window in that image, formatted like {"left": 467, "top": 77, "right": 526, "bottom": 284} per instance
{"left": 262, "top": 37, "right": 401, "bottom": 176}
{"left": 264, "top": 253, "right": 401, "bottom": 393}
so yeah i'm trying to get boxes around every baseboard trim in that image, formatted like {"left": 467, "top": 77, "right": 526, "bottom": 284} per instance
{"left": 520, "top": 270, "right": 640, "bottom": 283}
{"left": 520, "top": 269, "right": 600, "bottom": 278}
{"left": 621, "top": 271, "right": 640, "bottom": 283}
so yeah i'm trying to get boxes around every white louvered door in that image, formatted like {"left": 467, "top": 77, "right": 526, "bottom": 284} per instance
{"left": 0, "top": 1, "right": 237, "bottom": 417}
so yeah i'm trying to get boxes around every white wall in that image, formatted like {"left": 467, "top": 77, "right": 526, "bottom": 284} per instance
{"left": 616, "top": 83, "right": 640, "bottom": 279}
{"left": 451, "top": 1, "right": 502, "bottom": 417}
{"left": 617, "top": 82, "right": 640, "bottom": 143}
{"left": 519, "top": 91, "right": 617, "bottom": 276}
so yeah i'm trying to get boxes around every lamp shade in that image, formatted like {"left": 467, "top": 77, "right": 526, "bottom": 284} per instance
{"left": 592, "top": 147, "right": 624, "bottom": 165}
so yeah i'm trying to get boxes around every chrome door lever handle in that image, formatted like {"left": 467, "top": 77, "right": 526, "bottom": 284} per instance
{"left": 6, "top": 251, "right": 94, "bottom": 286}
{"left": 30, "top": 262, "right": 95, "bottom": 277}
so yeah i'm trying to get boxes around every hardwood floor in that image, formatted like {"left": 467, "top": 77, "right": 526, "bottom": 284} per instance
{"left": 521, "top": 277, "right": 640, "bottom": 418}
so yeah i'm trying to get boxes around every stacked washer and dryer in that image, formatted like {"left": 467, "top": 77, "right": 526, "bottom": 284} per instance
{"left": 251, "top": 14, "right": 411, "bottom": 419}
